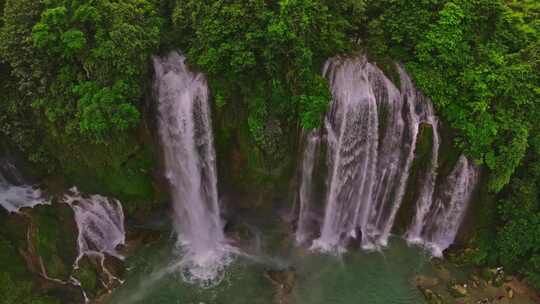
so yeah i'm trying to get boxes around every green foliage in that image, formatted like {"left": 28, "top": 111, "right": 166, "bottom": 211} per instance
{"left": 362, "top": 0, "right": 539, "bottom": 284}
{"left": 0, "top": 272, "right": 60, "bottom": 304}
{"left": 0, "top": 0, "right": 538, "bottom": 294}
{"left": 484, "top": 144, "right": 540, "bottom": 289}
{"left": 172, "top": 0, "right": 363, "bottom": 148}
{"left": 0, "top": 234, "right": 60, "bottom": 304}
{"left": 364, "top": 0, "right": 539, "bottom": 192}
{"left": 27, "top": 0, "right": 162, "bottom": 139}
{"left": 0, "top": 0, "right": 161, "bottom": 203}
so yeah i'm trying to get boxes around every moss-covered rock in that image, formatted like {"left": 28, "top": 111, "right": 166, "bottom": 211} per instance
{"left": 72, "top": 253, "right": 126, "bottom": 300}
{"left": 72, "top": 256, "right": 100, "bottom": 299}
{"left": 394, "top": 123, "right": 435, "bottom": 233}
{"left": 213, "top": 90, "right": 298, "bottom": 210}
{"left": 31, "top": 203, "right": 78, "bottom": 281}
{"left": 0, "top": 208, "right": 83, "bottom": 303}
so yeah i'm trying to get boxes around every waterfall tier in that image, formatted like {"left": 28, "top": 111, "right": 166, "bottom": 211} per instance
{"left": 153, "top": 51, "right": 232, "bottom": 287}
{"left": 298, "top": 56, "right": 479, "bottom": 256}
{"left": 296, "top": 130, "right": 321, "bottom": 245}
{"left": 64, "top": 188, "right": 126, "bottom": 265}
{"left": 406, "top": 155, "right": 479, "bottom": 256}
{"left": 0, "top": 159, "right": 49, "bottom": 213}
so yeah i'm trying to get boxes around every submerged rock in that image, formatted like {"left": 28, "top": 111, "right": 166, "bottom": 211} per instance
{"left": 418, "top": 286, "right": 446, "bottom": 304}
{"left": 265, "top": 267, "right": 297, "bottom": 304}
{"left": 73, "top": 256, "right": 100, "bottom": 299}
{"left": 414, "top": 275, "right": 439, "bottom": 288}
{"left": 449, "top": 284, "right": 468, "bottom": 297}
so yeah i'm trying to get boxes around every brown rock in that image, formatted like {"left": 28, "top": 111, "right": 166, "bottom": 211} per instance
{"left": 265, "top": 267, "right": 297, "bottom": 304}
{"left": 415, "top": 275, "right": 439, "bottom": 288}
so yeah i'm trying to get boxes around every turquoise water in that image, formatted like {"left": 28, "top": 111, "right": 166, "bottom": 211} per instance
{"left": 108, "top": 217, "right": 432, "bottom": 304}
{"left": 290, "top": 242, "right": 430, "bottom": 304}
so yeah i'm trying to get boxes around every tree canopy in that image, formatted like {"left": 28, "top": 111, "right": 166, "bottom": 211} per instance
{"left": 0, "top": 0, "right": 539, "bottom": 291}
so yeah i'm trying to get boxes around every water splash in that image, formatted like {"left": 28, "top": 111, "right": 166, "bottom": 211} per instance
{"left": 153, "top": 51, "right": 232, "bottom": 287}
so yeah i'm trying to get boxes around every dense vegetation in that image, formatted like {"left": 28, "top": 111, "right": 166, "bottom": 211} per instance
{"left": 360, "top": 0, "right": 539, "bottom": 288}
{"left": 0, "top": 0, "right": 538, "bottom": 295}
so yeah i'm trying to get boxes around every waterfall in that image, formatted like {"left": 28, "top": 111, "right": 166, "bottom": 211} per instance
{"left": 64, "top": 188, "right": 126, "bottom": 295}
{"left": 153, "top": 51, "right": 231, "bottom": 287}
{"left": 300, "top": 56, "right": 476, "bottom": 255}
{"left": 295, "top": 130, "right": 321, "bottom": 245}
{"left": 401, "top": 67, "right": 441, "bottom": 246}
{"left": 64, "top": 188, "right": 126, "bottom": 264}
{"left": 311, "top": 57, "right": 380, "bottom": 253}
{"left": 406, "top": 155, "right": 479, "bottom": 257}
{"left": 0, "top": 159, "right": 49, "bottom": 213}
{"left": 365, "top": 65, "right": 439, "bottom": 247}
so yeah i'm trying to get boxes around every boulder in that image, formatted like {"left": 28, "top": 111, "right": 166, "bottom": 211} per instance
{"left": 414, "top": 275, "right": 439, "bottom": 288}
{"left": 72, "top": 255, "right": 100, "bottom": 299}
{"left": 266, "top": 267, "right": 296, "bottom": 292}
{"left": 449, "top": 284, "right": 467, "bottom": 297}
{"left": 265, "top": 267, "right": 297, "bottom": 304}
{"left": 103, "top": 253, "right": 126, "bottom": 280}
{"left": 505, "top": 286, "right": 514, "bottom": 299}
{"left": 418, "top": 286, "right": 446, "bottom": 304}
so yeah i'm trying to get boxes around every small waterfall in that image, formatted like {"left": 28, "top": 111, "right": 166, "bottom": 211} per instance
{"left": 153, "top": 52, "right": 231, "bottom": 287}
{"left": 406, "top": 155, "right": 479, "bottom": 256}
{"left": 300, "top": 56, "right": 474, "bottom": 255}
{"left": 64, "top": 188, "right": 126, "bottom": 264}
{"left": 64, "top": 188, "right": 126, "bottom": 296}
{"left": 402, "top": 67, "right": 441, "bottom": 246}
{"left": 296, "top": 130, "right": 320, "bottom": 244}
{"left": 0, "top": 159, "right": 49, "bottom": 213}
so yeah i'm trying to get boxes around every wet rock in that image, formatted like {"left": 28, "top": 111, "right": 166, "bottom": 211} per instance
{"left": 414, "top": 275, "right": 439, "bottom": 288}
{"left": 505, "top": 286, "right": 514, "bottom": 299}
{"left": 481, "top": 267, "right": 505, "bottom": 287}
{"left": 266, "top": 267, "right": 296, "bottom": 291}
{"left": 433, "top": 263, "right": 452, "bottom": 282}
{"left": 224, "top": 220, "right": 256, "bottom": 246}
{"left": 480, "top": 268, "right": 497, "bottom": 281}
{"left": 31, "top": 203, "right": 78, "bottom": 281}
{"left": 122, "top": 227, "right": 162, "bottom": 256}
{"left": 103, "top": 253, "right": 126, "bottom": 279}
{"left": 449, "top": 284, "right": 467, "bottom": 297}
{"left": 73, "top": 256, "right": 100, "bottom": 299}
{"left": 418, "top": 286, "right": 446, "bottom": 304}
{"left": 35, "top": 276, "right": 86, "bottom": 303}
{"left": 345, "top": 228, "right": 363, "bottom": 249}
{"left": 265, "top": 267, "right": 296, "bottom": 304}
{"left": 73, "top": 253, "right": 126, "bottom": 300}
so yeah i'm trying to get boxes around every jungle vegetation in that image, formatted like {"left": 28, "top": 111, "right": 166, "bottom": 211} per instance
{"left": 0, "top": 0, "right": 538, "bottom": 295}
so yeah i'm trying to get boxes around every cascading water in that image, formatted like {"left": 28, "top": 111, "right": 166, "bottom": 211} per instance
{"left": 153, "top": 51, "right": 231, "bottom": 287}
{"left": 295, "top": 130, "right": 321, "bottom": 245}
{"left": 300, "top": 56, "right": 476, "bottom": 255}
{"left": 63, "top": 188, "right": 126, "bottom": 299}
{"left": 364, "top": 64, "right": 441, "bottom": 247}
{"left": 64, "top": 188, "right": 126, "bottom": 265}
{"left": 311, "top": 57, "right": 380, "bottom": 253}
{"left": 406, "top": 155, "right": 479, "bottom": 257}
{"left": 0, "top": 159, "right": 49, "bottom": 213}
{"left": 401, "top": 69, "right": 441, "bottom": 248}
